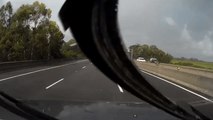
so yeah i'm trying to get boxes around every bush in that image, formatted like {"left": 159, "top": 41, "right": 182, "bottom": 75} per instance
{"left": 174, "top": 62, "right": 193, "bottom": 66}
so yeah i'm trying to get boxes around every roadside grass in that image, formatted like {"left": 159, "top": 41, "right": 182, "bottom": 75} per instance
{"left": 171, "top": 59, "right": 213, "bottom": 70}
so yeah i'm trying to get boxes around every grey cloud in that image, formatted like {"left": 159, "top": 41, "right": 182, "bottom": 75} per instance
{"left": 181, "top": 24, "right": 192, "bottom": 41}
{"left": 119, "top": 0, "right": 213, "bottom": 61}
{"left": 165, "top": 17, "right": 176, "bottom": 26}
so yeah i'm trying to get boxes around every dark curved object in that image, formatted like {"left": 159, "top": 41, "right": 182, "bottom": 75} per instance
{"left": 0, "top": 91, "right": 57, "bottom": 120}
{"left": 59, "top": 0, "right": 209, "bottom": 120}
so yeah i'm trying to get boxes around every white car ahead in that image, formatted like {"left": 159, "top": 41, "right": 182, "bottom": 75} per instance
{"left": 136, "top": 57, "right": 146, "bottom": 62}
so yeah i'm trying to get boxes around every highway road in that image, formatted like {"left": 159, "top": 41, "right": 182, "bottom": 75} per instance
{"left": 0, "top": 59, "right": 212, "bottom": 104}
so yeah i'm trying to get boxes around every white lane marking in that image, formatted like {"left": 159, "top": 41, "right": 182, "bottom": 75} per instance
{"left": 141, "top": 70, "right": 213, "bottom": 102}
{"left": 45, "top": 78, "right": 64, "bottom": 90}
{"left": 117, "top": 84, "right": 124, "bottom": 93}
{"left": 82, "top": 66, "right": 86, "bottom": 69}
{"left": 0, "top": 60, "right": 87, "bottom": 82}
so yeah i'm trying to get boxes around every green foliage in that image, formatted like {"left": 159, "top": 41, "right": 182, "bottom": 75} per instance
{"left": 61, "top": 39, "right": 85, "bottom": 59}
{"left": 171, "top": 59, "right": 213, "bottom": 70}
{"left": 173, "top": 62, "right": 194, "bottom": 66}
{"left": 129, "top": 44, "right": 173, "bottom": 63}
{"left": 48, "top": 21, "right": 64, "bottom": 59}
{"left": 0, "top": 1, "right": 65, "bottom": 62}
{"left": 0, "top": 1, "right": 13, "bottom": 27}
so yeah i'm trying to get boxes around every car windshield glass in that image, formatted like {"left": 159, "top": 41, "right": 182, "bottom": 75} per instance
{"left": 0, "top": 0, "right": 212, "bottom": 120}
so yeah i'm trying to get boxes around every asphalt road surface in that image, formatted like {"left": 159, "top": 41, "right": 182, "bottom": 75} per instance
{"left": 0, "top": 59, "right": 212, "bottom": 104}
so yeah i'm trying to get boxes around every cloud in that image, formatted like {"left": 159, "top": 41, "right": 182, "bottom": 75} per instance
{"left": 119, "top": 0, "right": 213, "bottom": 61}
{"left": 181, "top": 24, "right": 192, "bottom": 40}
{"left": 197, "top": 34, "right": 213, "bottom": 56}
{"left": 165, "top": 17, "right": 176, "bottom": 26}
{"left": 180, "top": 24, "right": 213, "bottom": 57}
{"left": 208, "top": 31, "right": 213, "bottom": 36}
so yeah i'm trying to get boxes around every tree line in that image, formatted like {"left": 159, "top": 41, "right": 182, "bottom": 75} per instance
{"left": 60, "top": 39, "right": 85, "bottom": 59}
{"left": 0, "top": 1, "right": 68, "bottom": 62}
{"left": 129, "top": 44, "right": 173, "bottom": 63}
{"left": 175, "top": 57, "right": 203, "bottom": 62}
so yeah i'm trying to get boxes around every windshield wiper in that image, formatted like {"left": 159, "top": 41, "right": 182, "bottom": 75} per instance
{"left": 176, "top": 101, "right": 211, "bottom": 120}
{"left": 191, "top": 106, "right": 210, "bottom": 120}
{"left": 59, "top": 0, "right": 211, "bottom": 120}
{"left": 0, "top": 91, "right": 57, "bottom": 120}
{"left": 1, "top": 90, "right": 209, "bottom": 120}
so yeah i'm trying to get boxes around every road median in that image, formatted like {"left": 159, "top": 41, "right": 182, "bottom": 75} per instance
{"left": 135, "top": 61, "right": 213, "bottom": 97}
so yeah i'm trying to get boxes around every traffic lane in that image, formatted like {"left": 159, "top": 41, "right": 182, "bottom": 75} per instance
{"left": 0, "top": 60, "right": 141, "bottom": 102}
{"left": 141, "top": 71, "right": 211, "bottom": 103}
{"left": 0, "top": 60, "right": 87, "bottom": 80}
{"left": 0, "top": 60, "right": 90, "bottom": 99}
{"left": 0, "top": 59, "right": 89, "bottom": 81}
{"left": 39, "top": 61, "right": 211, "bottom": 103}
{"left": 0, "top": 59, "right": 209, "bottom": 103}
{"left": 39, "top": 63, "right": 142, "bottom": 102}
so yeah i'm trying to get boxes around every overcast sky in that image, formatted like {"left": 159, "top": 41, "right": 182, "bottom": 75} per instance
{"left": 1, "top": 0, "right": 213, "bottom": 61}
{"left": 119, "top": 0, "right": 213, "bottom": 61}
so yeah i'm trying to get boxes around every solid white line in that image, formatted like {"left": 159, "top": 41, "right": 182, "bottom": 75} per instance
{"left": 141, "top": 70, "right": 213, "bottom": 102}
{"left": 82, "top": 66, "right": 86, "bottom": 69}
{"left": 0, "top": 60, "right": 87, "bottom": 82}
{"left": 117, "top": 84, "right": 124, "bottom": 93}
{"left": 45, "top": 78, "right": 64, "bottom": 90}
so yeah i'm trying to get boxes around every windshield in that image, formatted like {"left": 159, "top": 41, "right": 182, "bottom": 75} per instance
{"left": 0, "top": 0, "right": 212, "bottom": 120}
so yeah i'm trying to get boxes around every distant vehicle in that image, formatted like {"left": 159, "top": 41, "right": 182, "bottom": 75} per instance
{"left": 136, "top": 57, "right": 146, "bottom": 62}
{"left": 150, "top": 58, "right": 158, "bottom": 63}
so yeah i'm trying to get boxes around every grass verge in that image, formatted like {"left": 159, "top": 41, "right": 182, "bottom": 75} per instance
{"left": 171, "top": 59, "right": 213, "bottom": 70}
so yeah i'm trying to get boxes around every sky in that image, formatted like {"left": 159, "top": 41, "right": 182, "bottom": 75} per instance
{"left": 119, "top": 0, "right": 213, "bottom": 61}
{"left": 1, "top": 0, "right": 213, "bottom": 61}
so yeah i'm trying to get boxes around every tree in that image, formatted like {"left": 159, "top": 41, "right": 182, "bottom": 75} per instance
{"left": 47, "top": 21, "right": 64, "bottom": 59}
{"left": 61, "top": 39, "right": 85, "bottom": 59}
{"left": 0, "top": 2, "right": 13, "bottom": 27}
{"left": 129, "top": 44, "right": 143, "bottom": 59}
{"left": 13, "top": 1, "right": 52, "bottom": 60}
{"left": 0, "top": 2, "right": 13, "bottom": 61}
{"left": 129, "top": 44, "right": 173, "bottom": 63}
{"left": 0, "top": 1, "right": 65, "bottom": 62}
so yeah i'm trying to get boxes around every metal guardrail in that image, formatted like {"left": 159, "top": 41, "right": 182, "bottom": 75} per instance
{"left": 0, "top": 60, "right": 43, "bottom": 72}
{"left": 0, "top": 58, "right": 79, "bottom": 73}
